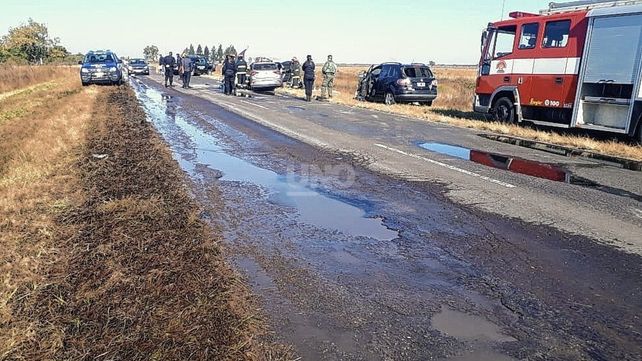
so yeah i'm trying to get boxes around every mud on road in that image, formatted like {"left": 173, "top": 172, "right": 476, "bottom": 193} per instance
{"left": 132, "top": 77, "right": 642, "bottom": 361}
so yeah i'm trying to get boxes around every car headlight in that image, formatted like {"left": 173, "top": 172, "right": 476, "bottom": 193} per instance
{"left": 109, "top": 67, "right": 118, "bottom": 72}
{"left": 81, "top": 68, "right": 89, "bottom": 73}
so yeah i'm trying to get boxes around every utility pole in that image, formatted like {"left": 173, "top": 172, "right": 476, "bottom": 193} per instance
{"left": 501, "top": 0, "right": 506, "bottom": 20}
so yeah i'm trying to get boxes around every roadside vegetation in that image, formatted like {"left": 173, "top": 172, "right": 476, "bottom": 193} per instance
{"left": 277, "top": 66, "right": 642, "bottom": 161}
{"left": 0, "top": 69, "right": 291, "bottom": 360}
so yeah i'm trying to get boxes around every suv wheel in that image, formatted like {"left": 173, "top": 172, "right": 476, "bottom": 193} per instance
{"left": 384, "top": 92, "right": 396, "bottom": 106}
{"left": 492, "top": 97, "right": 516, "bottom": 123}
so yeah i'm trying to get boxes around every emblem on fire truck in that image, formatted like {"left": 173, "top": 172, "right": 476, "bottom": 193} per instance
{"left": 496, "top": 60, "right": 507, "bottom": 74}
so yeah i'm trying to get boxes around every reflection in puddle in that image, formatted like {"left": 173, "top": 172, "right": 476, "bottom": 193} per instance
{"left": 135, "top": 85, "right": 398, "bottom": 241}
{"left": 419, "top": 142, "right": 641, "bottom": 202}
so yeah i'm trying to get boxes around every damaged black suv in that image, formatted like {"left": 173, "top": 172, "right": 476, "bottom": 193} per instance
{"left": 356, "top": 62, "right": 438, "bottom": 106}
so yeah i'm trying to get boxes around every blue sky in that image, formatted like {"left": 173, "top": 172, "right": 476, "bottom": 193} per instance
{"left": 1, "top": 0, "right": 550, "bottom": 64}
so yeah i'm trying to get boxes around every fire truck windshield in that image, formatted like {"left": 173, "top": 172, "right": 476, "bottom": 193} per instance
{"left": 482, "top": 26, "right": 516, "bottom": 62}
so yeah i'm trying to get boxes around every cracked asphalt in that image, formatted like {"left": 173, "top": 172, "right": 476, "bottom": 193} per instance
{"left": 130, "top": 73, "right": 642, "bottom": 360}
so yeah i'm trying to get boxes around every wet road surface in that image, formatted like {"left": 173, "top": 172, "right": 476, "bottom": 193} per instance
{"left": 131, "top": 76, "right": 642, "bottom": 360}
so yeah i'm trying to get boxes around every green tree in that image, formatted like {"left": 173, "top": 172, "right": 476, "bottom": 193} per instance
{"left": 204, "top": 46, "right": 210, "bottom": 59}
{"left": 183, "top": 47, "right": 189, "bottom": 55}
{"left": 196, "top": 44, "right": 203, "bottom": 55}
{"left": 143, "top": 45, "right": 159, "bottom": 62}
{"left": 216, "top": 44, "right": 223, "bottom": 62}
{"left": 1, "top": 18, "right": 58, "bottom": 64}
{"left": 188, "top": 44, "right": 195, "bottom": 55}
{"left": 223, "top": 45, "right": 237, "bottom": 56}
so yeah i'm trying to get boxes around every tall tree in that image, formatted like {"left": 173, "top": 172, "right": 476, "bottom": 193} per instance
{"left": 1, "top": 18, "right": 59, "bottom": 64}
{"left": 203, "top": 46, "right": 210, "bottom": 59}
{"left": 196, "top": 44, "right": 203, "bottom": 55}
{"left": 143, "top": 45, "right": 159, "bottom": 62}
{"left": 183, "top": 47, "right": 189, "bottom": 55}
{"left": 188, "top": 44, "right": 195, "bottom": 55}
{"left": 223, "top": 45, "right": 237, "bottom": 56}
{"left": 216, "top": 44, "right": 223, "bottom": 62}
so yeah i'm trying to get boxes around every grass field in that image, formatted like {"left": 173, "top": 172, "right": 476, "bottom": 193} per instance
{"left": 0, "top": 67, "right": 290, "bottom": 360}
{"left": 277, "top": 66, "right": 642, "bottom": 161}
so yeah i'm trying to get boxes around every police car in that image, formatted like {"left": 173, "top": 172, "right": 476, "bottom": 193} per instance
{"left": 79, "top": 50, "right": 127, "bottom": 86}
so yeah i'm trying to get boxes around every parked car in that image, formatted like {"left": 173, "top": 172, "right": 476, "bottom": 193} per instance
{"left": 127, "top": 58, "right": 150, "bottom": 75}
{"left": 79, "top": 50, "right": 127, "bottom": 86}
{"left": 188, "top": 55, "right": 210, "bottom": 76}
{"left": 356, "top": 62, "right": 438, "bottom": 106}
{"left": 280, "top": 60, "right": 292, "bottom": 83}
{"left": 248, "top": 62, "right": 283, "bottom": 91}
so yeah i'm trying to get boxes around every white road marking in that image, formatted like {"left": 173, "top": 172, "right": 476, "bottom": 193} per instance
{"left": 374, "top": 144, "right": 516, "bottom": 189}
{"left": 239, "top": 99, "right": 269, "bottom": 110}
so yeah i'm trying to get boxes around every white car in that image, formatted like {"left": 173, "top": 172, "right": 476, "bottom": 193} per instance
{"left": 248, "top": 62, "right": 283, "bottom": 91}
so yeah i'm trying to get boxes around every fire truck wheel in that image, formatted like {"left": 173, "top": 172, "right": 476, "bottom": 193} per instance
{"left": 493, "top": 97, "right": 516, "bottom": 123}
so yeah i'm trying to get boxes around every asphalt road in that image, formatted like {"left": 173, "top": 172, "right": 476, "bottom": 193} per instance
{"left": 131, "top": 73, "right": 642, "bottom": 360}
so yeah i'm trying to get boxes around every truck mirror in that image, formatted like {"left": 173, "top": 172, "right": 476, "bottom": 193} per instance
{"left": 481, "top": 30, "right": 488, "bottom": 51}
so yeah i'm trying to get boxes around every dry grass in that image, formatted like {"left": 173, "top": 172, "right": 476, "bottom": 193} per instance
{"left": 277, "top": 66, "right": 642, "bottom": 161}
{"left": 0, "top": 65, "right": 77, "bottom": 94}
{"left": 1, "top": 72, "right": 292, "bottom": 359}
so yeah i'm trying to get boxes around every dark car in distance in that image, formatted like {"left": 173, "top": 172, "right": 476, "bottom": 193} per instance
{"left": 280, "top": 60, "right": 292, "bottom": 83}
{"left": 79, "top": 50, "right": 126, "bottom": 86}
{"left": 127, "top": 58, "right": 149, "bottom": 75}
{"left": 356, "top": 63, "right": 438, "bottom": 106}
{"left": 188, "top": 55, "right": 210, "bottom": 76}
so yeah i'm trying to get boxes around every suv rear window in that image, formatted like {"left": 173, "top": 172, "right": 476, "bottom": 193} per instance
{"left": 403, "top": 66, "right": 433, "bottom": 78}
{"left": 253, "top": 63, "right": 278, "bottom": 71}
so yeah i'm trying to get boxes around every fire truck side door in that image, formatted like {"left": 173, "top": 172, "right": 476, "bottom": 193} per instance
{"left": 514, "top": 22, "right": 540, "bottom": 107}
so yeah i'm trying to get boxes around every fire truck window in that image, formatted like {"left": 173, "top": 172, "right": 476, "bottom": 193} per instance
{"left": 518, "top": 23, "right": 539, "bottom": 49}
{"left": 493, "top": 27, "right": 516, "bottom": 59}
{"left": 543, "top": 20, "right": 571, "bottom": 48}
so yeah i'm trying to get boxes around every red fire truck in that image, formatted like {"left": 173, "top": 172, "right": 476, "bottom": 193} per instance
{"left": 474, "top": 0, "right": 642, "bottom": 142}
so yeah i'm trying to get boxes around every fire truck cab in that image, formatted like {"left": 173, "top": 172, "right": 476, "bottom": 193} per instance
{"left": 474, "top": 0, "right": 642, "bottom": 141}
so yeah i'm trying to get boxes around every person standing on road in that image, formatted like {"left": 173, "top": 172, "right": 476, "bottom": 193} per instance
{"left": 222, "top": 55, "right": 236, "bottom": 95}
{"left": 321, "top": 55, "right": 337, "bottom": 99}
{"left": 163, "top": 52, "right": 176, "bottom": 87}
{"left": 302, "top": 55, "right": 315, "bottom": 102}
{"left": 180, "top": 53, "right": 193, "bottom": 89}
{"left": 235, "top": 54, "right": 248, "bottom": 89}
{"left": 158, "top": 54, "right": 164, "bottom": 75}
{"left": 291, "top": 57, "right": 301, "bottom": 88}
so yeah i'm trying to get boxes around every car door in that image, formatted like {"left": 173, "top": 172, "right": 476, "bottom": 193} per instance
{"left": 367, "top": 66, "right": 382, "bottom": 100}
{"left": 375, "top": 65, "right": 391, "bottom": 99}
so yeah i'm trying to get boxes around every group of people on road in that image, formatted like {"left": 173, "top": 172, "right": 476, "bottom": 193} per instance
{"left": 159, "top": 51, "right": 194, "bottom": 89}
{"left": 157, "top": 50, "right": 338, "bottom": 102}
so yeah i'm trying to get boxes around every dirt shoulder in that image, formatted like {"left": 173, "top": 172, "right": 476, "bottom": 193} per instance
{"left": 1, "top": 78, "right": 290, "bottom": 359}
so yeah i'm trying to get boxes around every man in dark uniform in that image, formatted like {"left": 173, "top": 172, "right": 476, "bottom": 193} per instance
{"left": 302, "top": 55, "right": 315, "bottom": 102}
{"left": 163, "top": 52, "right": 176, "bottom": 87}
{"left": 222, "top": 55, "right": 236, "bottom": 95}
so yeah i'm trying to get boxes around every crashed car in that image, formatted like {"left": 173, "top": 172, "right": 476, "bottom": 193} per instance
{"left": 356, "top": 62, "right": 438, "bottom": 106}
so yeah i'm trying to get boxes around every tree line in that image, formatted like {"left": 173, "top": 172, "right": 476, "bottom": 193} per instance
{"left": 0, "top": 19, "right": 80, "bottom": 64}
{"left": 143, "top": 44, "right": 240, "bottom": 63}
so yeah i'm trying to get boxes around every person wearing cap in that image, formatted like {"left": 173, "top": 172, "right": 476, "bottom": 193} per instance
{"left": 222, "top": 54, "right": 237, "bottom": 95}
{"left": 162, "top": 52, "right": 176, "bottom": 87}
{"left": 180, "top": 52, "right": 193, "bottom": 89}
{"left": 321, "top": 54, "right": 337, "bottom": 99}
{"left": 235, "top": 54, "right": 248, "bottom": 89}
{"left": 302, "top": 55, "right": 315, "bottom": 102}
{"left": 290, "top": 57, "right": 301, "bottom": 88}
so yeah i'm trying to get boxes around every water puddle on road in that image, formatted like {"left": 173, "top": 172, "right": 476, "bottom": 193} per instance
{"left": 135, "top": 84, "right": 398, "bottom": 241}
{"left": 419, "top": 142, "right": 642, "bottom": 202}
